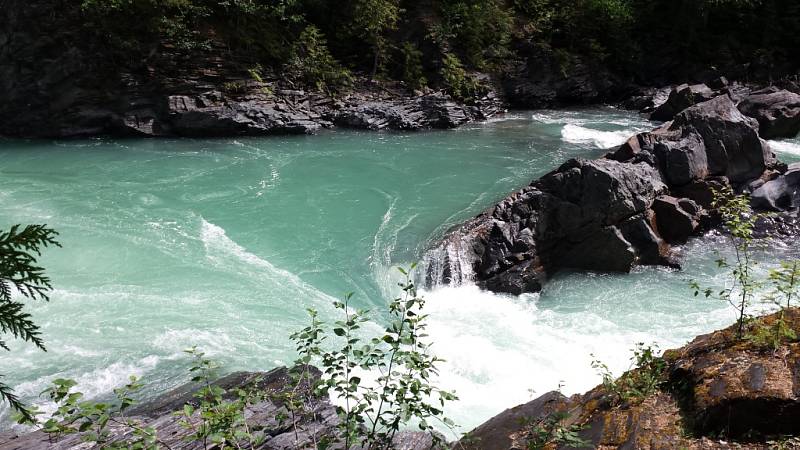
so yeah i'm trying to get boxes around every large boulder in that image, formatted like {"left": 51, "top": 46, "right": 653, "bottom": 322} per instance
{"left": 424, "top": 157, "right": 668, "bottom": 295}
{"left": 167, "top": 95, "right": 325, "bottom": 136}
{"left": 751, "top": 168, "right": 800, "bottom": 211}
{"left": 738, "top": 88, "right": 800, "bottom": 139}
{"left": 651, "top": 195, "right": 699, "bottom": 244}
{"left": 650, "top": 83, "right": 716, "bottom": 122}
{"left": 670, "top": 95, "right": 774, "bottom": 183}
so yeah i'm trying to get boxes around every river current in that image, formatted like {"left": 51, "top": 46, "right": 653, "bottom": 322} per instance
{"left": 1, "top": 109, "right": 798, "bottom": 434}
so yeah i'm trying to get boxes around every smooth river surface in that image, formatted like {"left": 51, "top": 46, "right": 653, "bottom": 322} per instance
{"left": 1, "top": 109, "right": 798, "bottom": 435}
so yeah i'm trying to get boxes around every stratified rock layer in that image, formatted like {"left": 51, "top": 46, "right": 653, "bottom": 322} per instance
{"left": 0, "top": 367, "right": 435, "bottom": 450}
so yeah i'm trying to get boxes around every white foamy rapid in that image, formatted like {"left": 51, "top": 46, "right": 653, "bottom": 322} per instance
{"left": 560, "top": 124, "right": 637, "bottom": 149}
{"left": 531, "top": 108, "right": 652, "bottom": 150}
{"left": 769, "top": 138, "right": 800, "bottom": 157}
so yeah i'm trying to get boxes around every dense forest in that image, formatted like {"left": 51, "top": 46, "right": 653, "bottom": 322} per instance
{"left": 72, "top": 0, "right": 800, "bottom": 92}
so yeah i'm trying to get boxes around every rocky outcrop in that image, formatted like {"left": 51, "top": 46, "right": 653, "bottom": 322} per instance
{"left": 0, "top": 0, "right": 502, "bottom": 139}
{"left": 0, "top": 367, "right": 435, "bottom": 450}
{"left": 458, "top": 308, "right": 800, "bottom": 449}
{"left": 738, "top": 88, "right": 800, "bottom": 139}
{"left": 425, "top": 94, "right": 778, "bottom": 295}
{"left": 650, "top": 83, "right": 716, "bottom": 122}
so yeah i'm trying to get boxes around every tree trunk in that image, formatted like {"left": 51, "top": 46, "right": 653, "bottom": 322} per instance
{"left": 370, "top": 44, "right": 379, "bottom": 81}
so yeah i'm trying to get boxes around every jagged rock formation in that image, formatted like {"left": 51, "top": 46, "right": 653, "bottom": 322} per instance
{"left": 649, "top": 83, "right": 717, "bottom": 122}
{"left": 424, "top": 94, "right": 785, "bottom": 295}
{"left": 458, "top": 308, "right": 800, "bottom": 450}
{"left": 738, "top": 87, "right": 800, "bottom": 139}
{"left": 0, "top": 367, "right": 435, "bottom": 450}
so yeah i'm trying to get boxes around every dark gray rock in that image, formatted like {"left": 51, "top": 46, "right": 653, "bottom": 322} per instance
{"left": 738, "top": 88, "right": 800, "bottom": 139}
{"left": 654, "top": 133, "right": 709, "bottom": 186}
{"left": 671, "top": 95, "right": 774, "bottom": 183}
{"left": 672, "top": 177, "right": 731, "bottom": 209}
{"left": 332, "top": 92, "right": 477, "bottom": 131}
{"left": 650, "top": 84, "right": 716, "bottom": 122}
{"left": 501, "top": 45, "right": 619, "bottom": 108}
{"left": 554, "top": 225, "right": 637, "bottom": 272}
{"left": 424, "top": 157, "right": 667, "bottom": 295}
{"left": 0, "top": 366, "right": 437, "bottom": 450}
{"left": 457, "top": 391, "right": 568, "bottom": 450}
{"left": 651, "top": 195, "right": 699, "bottom": 244}
{"left": 426, "top": 92, "right": 782, "bottom": 296}
{"left": 751, "top": 176, "right": 799, "bottom": 211}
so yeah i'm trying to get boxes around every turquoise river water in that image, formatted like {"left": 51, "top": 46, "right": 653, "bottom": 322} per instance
{"left": 1, "top": 109, "right": 799, "bottom": 434}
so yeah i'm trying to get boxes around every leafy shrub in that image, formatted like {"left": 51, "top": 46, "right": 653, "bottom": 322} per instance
{"left": 591, "top": 343, "right": 666, "bottom": 405}
{"left": 222, "top": 81, "right": 247, "bottom": 94}
{"left": 433, "top": 0, "right": 513, "bottom": 69}
{"left": 524, "top": 410, "right": 589, "bottom": 449}
{"left": 691, "top": 187, "right": 762, "bottom": 338}
{"left": 20, "top": 266, "right": 457, "bottom": 449}
{"left": 285, "top": 25, "right": 354, "bottom": 93}
{"left": 289, "top": 265, "right": 458, "bottom": 448}
{"left": 399, "top": 42, "right": 428, "bottom": 91}
{"left": 440, "top": 53, "right": 479, "bottom": 101}
{"left": 747, "top": 261, "right": 800, "bottom": 350}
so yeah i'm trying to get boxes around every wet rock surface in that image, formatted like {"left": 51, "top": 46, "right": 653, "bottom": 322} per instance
{"left": 425, "top": 93, "right": 783, "bottom": 295}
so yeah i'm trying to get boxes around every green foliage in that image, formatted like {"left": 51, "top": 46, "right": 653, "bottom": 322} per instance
{"left": 176, "top": 347, "right": 266, "bottom": 449}
{"left": 692, "top": 187, "right": 800, "bottom": 348}
{"left": 432, "top": 0, "right": 513, "bottom": 69}
{"left": 24, "top": 266, "right": 455, "bottom": 449}
{"left": 289, "top": 265, "right": 458, "bottom": 449}
{"left": 285, "top": 25, "right": 353, "bottom": 93}
{"left": 440, "top": 53, "right": 479, "bottom": 101}
{"left": 524, "top": 410, "right": 590, "bottom": 449}
{"left": 591, "top": 343, "right": 666, "bottom": 405}
{"left": 399, "top": 42, "right": 427, "bottom": 91}
{"left": 74, "top": 0, "right": 799, "bottom": 91}
{"left": 513, "top": 0, "right": 634, "bottom": 62}
{"left": 351, "top": 0, "right": 401, "bottom": 78}
{"left": 33, "top": 376, "right": 164, "bottom": 449}
{"left": 691, "top": 187, "right": 761, "bottom": 338}
{"left": 0, "top": 224, "right": 60, "bottom": 422}
{"left": 222, "top": 80, "right": 247, "bottom": 94}
{"left": 747, "top": 261, "right": 800, "bottom": 350}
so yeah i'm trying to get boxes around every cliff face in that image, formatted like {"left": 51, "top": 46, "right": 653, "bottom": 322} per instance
{"left": 459, "top": 308, "right": 800, "bottom": 450}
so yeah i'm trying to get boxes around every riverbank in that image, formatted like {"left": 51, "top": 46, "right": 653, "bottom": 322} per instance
{"left": 3, "top": 308, "right": 797, "bottom": 449}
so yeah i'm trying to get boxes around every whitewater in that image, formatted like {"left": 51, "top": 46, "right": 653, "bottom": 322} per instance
{"left": 1, "top": 109, "right": 798, "bottom": 434}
